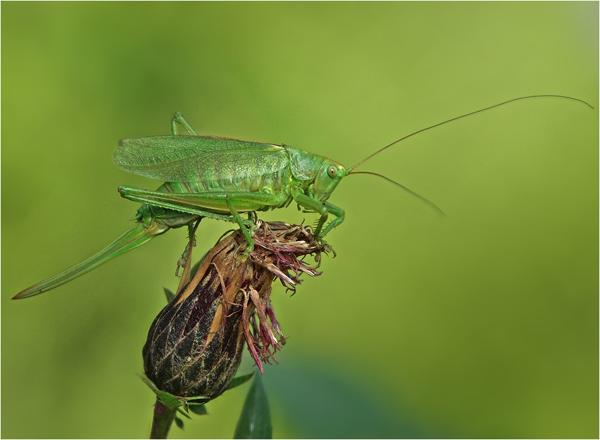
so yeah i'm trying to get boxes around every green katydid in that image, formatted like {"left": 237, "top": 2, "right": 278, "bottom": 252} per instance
{"left": 12, "top": 94, "right": 593, "bottom": 300}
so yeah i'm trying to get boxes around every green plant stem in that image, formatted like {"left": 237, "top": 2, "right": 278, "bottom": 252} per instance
{"left": 150, "top": 399, "right": 176, "bottom": 439}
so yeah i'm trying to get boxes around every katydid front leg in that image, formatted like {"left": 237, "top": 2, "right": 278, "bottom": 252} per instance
{"left": 291, "top": 190, "right": 345, "bottom": 238}
{"left": 319, "top": 201, "right": 345, "bottom": 236}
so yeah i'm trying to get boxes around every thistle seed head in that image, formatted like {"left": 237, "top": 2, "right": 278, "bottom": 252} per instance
{"left": 143, "top": 221, "right": 330, "bottom": 399}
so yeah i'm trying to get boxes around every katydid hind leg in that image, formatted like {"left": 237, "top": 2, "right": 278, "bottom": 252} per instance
{"left": 118, "top": 186, "right": 288, "bottom": 222}
{"left": 171, "top": 112, "right": 198, "bottom": 135}
{"left": 119, "top": 185, "right": 290, "bottom": 253}
{"left": 12, "top": 221, "right": 169, "bottom": 300}
{"left": 118, "top": 186, "right": 238, "bottom": 223}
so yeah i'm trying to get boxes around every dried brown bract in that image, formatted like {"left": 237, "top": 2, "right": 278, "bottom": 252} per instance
{"left": 143, "top": 221, "right": 330, "bottom": 400}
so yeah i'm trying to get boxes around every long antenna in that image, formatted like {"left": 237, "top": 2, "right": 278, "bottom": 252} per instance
{"left": 348, "top": 170, "right": 445, "bottom": 216}
{"left": 351, "top": 94, "right": 594, "bottom": 170}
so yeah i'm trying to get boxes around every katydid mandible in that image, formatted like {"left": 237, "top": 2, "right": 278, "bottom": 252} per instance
{"left": 12, "top": 94, "right": 593, "bottom": 299}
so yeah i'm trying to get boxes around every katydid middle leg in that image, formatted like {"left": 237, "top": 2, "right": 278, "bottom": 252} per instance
{"left": 176, "top": 219, "right": 201, "bottom": 278}
{"left": 226, "top": 195, "right": 255, "bottom": 255}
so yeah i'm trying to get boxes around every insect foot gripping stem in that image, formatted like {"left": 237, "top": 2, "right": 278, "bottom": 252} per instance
{"left": 142, "top": 221, "right": 332, "bottom": 409}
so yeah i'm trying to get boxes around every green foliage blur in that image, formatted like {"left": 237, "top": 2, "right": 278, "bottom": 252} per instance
{"left": 2, "top": 2, "right": 598, "bottom": 438}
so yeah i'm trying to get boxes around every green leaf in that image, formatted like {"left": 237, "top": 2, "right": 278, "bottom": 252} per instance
{"left": 225, "top": 372, "right": 255, "bottom": 391}
{"left": 163, "top": 287, "right": 175, "bottom": 303}
{"left": 160, "top": 392, "right": 183, "bottom": 411}
{"left": 174, "top": 417, "right": 184, "bottom": 430}
{"left": 233, "top": 375, "right": 272, "bottom": 439}
{"left": 176, "top": 407, "right": 192, "bottom": 419}
{"left": 140, "top": 374, "right": 182, "bottom": 410}
{"left": 185, "top": 396, "right": 210, "bottom": 406}
{"left": 263, "top": 359, "right": 426, "bottom": 438}
{"left": 189, "top": 403, "right": 208, "bottom": 415}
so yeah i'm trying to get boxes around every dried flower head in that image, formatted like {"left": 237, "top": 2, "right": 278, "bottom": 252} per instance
{"left": 143, "top": 221, "right": 329, "bottom": 400}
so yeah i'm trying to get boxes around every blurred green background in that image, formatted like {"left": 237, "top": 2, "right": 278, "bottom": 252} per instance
{"left": 2, "top": 2, "right": 598, "bottom": 438}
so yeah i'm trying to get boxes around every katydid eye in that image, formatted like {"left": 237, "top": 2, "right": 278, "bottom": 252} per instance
{"left": 327, "top": 166, "right": 337, "bottom": 178}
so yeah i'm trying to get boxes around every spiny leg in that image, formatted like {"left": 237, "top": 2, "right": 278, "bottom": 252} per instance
{"left": 247, "top": 210, "right": 258, "bottom": 223}
{"left": 314, "top": 214, "right": 328, "bottom": 237}
{"left": 119, "top": 186, "right": 286, "bottom": 216}
{"left": 118, "top": 186, "right": 238, "bottom": 223}
{"left": 176, "top": 219, "right": 201, "bottom": 278}
{"left": 118, "top": 186, "right": 288, "bottom": 251}
{"left": 171, "top": 112, "right": 198, "bottom": 135}
{"left": 174, "top": 220, "right": 201, "bottom": 295}
{"left": 292, "top": 190, "right": 345, "bottom": 238}
{"left": 320, "top": 201, "right": 345, "bottom": 237}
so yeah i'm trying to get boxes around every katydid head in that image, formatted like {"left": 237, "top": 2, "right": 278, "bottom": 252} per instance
{"left": 312, "top": 161, "right": 348, "bottom": 201}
